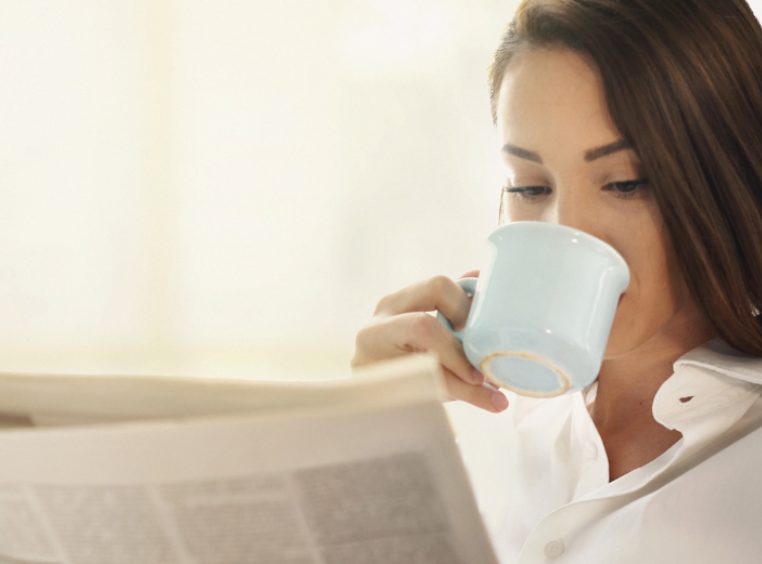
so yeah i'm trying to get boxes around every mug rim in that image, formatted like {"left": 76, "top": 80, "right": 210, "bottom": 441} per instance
{"left": 489, "top": 220, "right": 630, "bottom": 279}
{"left": 481, "top": 350, "right": 573, "bottom": 398}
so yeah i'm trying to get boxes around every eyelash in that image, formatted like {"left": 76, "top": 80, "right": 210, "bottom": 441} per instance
{"left": 502, "top": 179, "right": 650, "bottom": 203}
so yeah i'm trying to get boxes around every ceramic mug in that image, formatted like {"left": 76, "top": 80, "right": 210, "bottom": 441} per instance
{"left": 439, "top": 221, "right": 630, "bottom": 397}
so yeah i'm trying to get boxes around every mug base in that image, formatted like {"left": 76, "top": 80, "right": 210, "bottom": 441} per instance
{"left": 481, "top": 350, "right": 571, "bottom": 398}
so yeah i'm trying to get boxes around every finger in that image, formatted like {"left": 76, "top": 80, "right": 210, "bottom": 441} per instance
{"left": 374, "top": 275, "right": 471, "bottom": 330}
{"left": 353, "top": 312, "right": 483, "bottom": 385}
{"left": 441, "top": 367, "right": 509, "bottom": 413}
{"left": 460, "top": 270, "right": 480, "bottom": 279}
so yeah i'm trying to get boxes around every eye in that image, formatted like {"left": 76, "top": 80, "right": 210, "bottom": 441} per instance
{"left": 502, "top": 179, "right": 650, "bottom": 203}
{"left": 603, "top": 179, "right": 650, "bottom": 199}
{"left": 501, "top": 185, "right": 551, "bottom": 202}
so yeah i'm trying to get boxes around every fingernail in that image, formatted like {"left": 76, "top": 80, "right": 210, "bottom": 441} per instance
{"left": 490, "top": 392, "right": 509, "bottom": 412}
{"left": 470, "top": 368, "right": 484, "bottom": 384}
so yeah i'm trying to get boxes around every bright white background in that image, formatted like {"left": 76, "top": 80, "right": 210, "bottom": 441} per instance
{"left": 0, "top": 1, "right": 517, "bottom": 378}
{"left": 1, "top": 0, "right": 760, "bottom": 379}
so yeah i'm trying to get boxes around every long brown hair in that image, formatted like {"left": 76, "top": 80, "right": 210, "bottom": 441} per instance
{"left": 489, "top": 0, "right": 762, "bottom": 355}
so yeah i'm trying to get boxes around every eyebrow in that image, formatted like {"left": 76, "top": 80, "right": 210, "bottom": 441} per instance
{"left": 502, "top": 139, "right": 632, "bottom": 163}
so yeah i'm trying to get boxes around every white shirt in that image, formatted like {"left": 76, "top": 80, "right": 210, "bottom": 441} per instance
{"left": 474, "top": 338, "right": 762, "bottom": 564}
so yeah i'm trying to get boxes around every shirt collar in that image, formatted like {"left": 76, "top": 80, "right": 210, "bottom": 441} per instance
{"left": 653, "top": 338, "right": 762, "bottom": 440}
{"left": 673, "top": 337, "right": 762, "bottom": 385}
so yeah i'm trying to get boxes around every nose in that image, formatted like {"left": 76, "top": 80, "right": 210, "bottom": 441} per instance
{"left": 543, "top": 187, "right": 604, "bottom": 240}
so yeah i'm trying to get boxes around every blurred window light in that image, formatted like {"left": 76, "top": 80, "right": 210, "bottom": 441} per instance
{"left": 339, "top": 0, "right": 459, "bottom": 75}
{"left": 0, "top": 0, "right": 516, "bottom": 378}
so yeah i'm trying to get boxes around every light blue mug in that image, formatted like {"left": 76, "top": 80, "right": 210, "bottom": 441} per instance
{"left": 439, "top": 221, "right": 630, "bottom": 397}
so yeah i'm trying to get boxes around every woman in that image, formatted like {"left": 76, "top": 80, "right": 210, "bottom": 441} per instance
{"left": 353, "top": 0, "right": 762, "bottom": 562}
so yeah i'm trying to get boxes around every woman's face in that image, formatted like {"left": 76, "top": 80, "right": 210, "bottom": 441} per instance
{"left": 496, "top": 47, "right": 705, "bottom": 359}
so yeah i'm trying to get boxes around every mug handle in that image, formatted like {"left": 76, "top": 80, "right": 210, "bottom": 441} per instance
{"left": 436, "top": 277, "right": 478, "bottom": 340}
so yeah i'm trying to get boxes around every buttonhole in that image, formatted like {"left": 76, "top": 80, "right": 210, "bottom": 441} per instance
{"left": 679, "top": 395, "right": 694, "bottom": 404}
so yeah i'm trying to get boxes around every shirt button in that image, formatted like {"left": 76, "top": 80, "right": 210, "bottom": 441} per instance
{"left": 544, "top": 539, "right": 566, "bottom": 559}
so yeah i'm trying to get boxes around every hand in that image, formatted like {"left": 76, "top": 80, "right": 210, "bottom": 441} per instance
{"left": 352, "top": 272, "right": 509, "bottom": 413}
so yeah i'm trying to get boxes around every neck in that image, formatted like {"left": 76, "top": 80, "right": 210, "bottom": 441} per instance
{"left": 591, "top": 311, "right": 716, "bottom": 433}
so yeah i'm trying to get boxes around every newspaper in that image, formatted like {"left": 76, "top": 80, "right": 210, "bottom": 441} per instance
{"left": 0, "top": 355, "right": 499, "bottom": 564}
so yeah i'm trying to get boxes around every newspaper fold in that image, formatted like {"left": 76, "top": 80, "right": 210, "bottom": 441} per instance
{"left": 0, "top": 355, "right": 499, "bottom": 564}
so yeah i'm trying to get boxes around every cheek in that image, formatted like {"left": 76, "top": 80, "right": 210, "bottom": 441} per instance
{"left": 603, "top": 239, "right": 682, "bottom": 357}
{"left": 606, "top": 294, "right": 644, "bottom": 356}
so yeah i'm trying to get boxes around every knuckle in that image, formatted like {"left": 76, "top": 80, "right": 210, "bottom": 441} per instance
{"left": 350, "top": 354, "right": 368, "bottom": 368}
{"left": 408, "top": 312, "right": 440, "bottom": 344}
{"left": 353, "top": 323, "right": 376, "bottom": 355}
{"left": 429, "top": 275, "right": 466, "bottom": 321}
{"left": 427, "top": 275, "right": 454, "bottom": 297}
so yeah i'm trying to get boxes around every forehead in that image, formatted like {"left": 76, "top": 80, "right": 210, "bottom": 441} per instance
{"left": 496, "top": 48, "right": 622, "bottom": 150}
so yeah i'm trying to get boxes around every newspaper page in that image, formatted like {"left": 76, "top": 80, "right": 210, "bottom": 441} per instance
{"left": 0, "top": 355, "right": 499, "bottom": 564}
{"left": 0, "top": 355, "right": 456, "bottom": 427}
